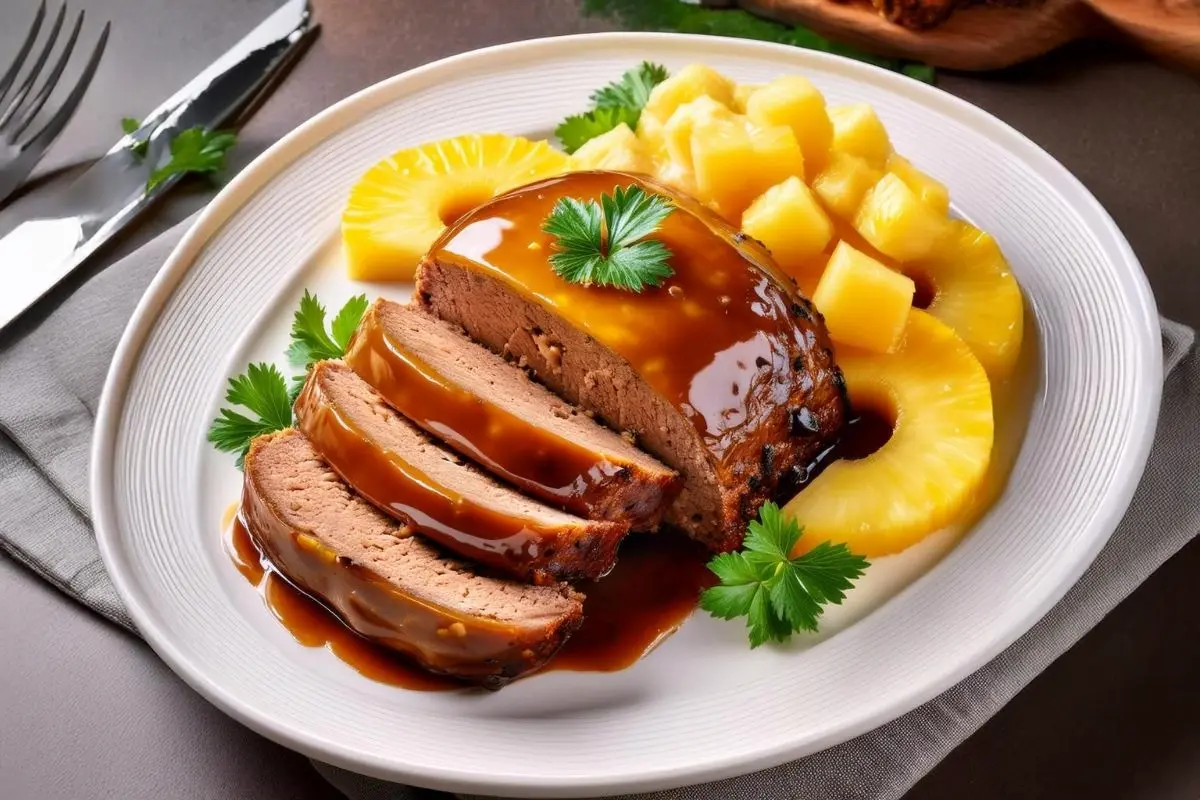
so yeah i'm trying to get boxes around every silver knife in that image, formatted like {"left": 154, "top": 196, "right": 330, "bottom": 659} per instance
{"left": 0, "top": 0, "right": 317, "bottom": 332}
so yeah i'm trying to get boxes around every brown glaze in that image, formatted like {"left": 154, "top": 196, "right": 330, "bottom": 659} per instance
{"left": 432, "top": 170, "right": 829, "bottom": 459}
{"left": 230, "top": 517, "right": 457, "bottom": 691}
{"left": 241, "top": 431, "right": 583, "bottom": 689}
{"left": 838, "top": 406, "right": 896, "bottom": 462}
{"left": 552, "top": 532, "right": 714, "bottom": 672}
{"left": 294, "top": 362, "right": 627, "bottom": 584}
{"left": 228, "top": 512, "right": 712, "bottom": 686}
{"left": 343, "top": 301, "right": 679, "bottom": 527}
{"left": 425, "top": 170, "right": 847, "bottom": 551}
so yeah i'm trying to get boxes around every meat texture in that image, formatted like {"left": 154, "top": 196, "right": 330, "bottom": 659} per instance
{"left": 418, "top": 170, "right": 847, "bottom": 552}
{"left": 343, "top": 299, "right": 680, "bottom": 529}
{"left": 294, "top": 359, "right": 629, "bottom": 583}
{"left": 241, "top": 430, "right": 584, "bottom": 688}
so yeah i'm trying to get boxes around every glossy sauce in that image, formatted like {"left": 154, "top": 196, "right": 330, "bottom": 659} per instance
{"left": 344, "top": 303, "right": 655, "bottom": 520}
{"left": 432, "top": 171, "right": 827, "bottom": 458}
{"left": 553, "top": 533, "right": 714, "bottom": 671}
{"left": 228, "top": 514, "right": 457, "bottom": 691}
{"left": 227, "top": 511, "right": 711, "bottom": 686}
{"left": 295, "top": 363, "right": 600, "bottom": 579}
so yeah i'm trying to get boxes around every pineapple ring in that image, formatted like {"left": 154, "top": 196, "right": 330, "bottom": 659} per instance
{"left": 915, "top": 219, "right": 1025, "bottom": 381}
{"left": 785, "top": 310, "right": 994, "bottom": 557}
{"left": 342, "top": 134, "right": 570, "bottom": 282}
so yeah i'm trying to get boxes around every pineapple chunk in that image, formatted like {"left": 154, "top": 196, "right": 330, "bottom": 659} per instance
{"left": 342, "top": 134, "right": 569, "bottom": 281}
{"left": 742, "top": 177, "right": 833, "bottom": 277}
{"left": 691, "top": 119, "right": 805, "bottom": 222}
{"left": 642, "top": 64, "right": 736, "bottom": 126}
{"left": 917, "top": 219, "right": 1024, "bottom": 380}
{"left": 746, "top": 75, "right": 833, "bottom": 175}
{"left": 811, "top": 151, "right": 881, "bottom": 221}
{"left": 829, "top": 103, "right": 892, "bottom": 168}
{"left": 732, "top": 82, "right": 763, "bottom": 113}
{"left": 785, "top": 311, "right": 993, "bottom": 557}
{"left": 637, "top": 112, "right": 666, "bottom": 155}
{"left": 886, "top": 154, "right": 950, "bottom": 216}
{"left": 812, "top": 241, "right": 915, "bottom": 353}
{"left": 570, "top": 123, "right": 653, "bottom": 174}
{"left": 854, "top": 173, "right": 950, "bottom": 262}
{"left": 662, "top": 96, "right": 737, "bottom": 172}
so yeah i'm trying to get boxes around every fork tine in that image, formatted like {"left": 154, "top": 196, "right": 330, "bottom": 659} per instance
{"left": 0, "top": 3, "right": 66, "bottom": 131}
{"left": 21, "top": 22, "right": 108, "bottom": 154}
{"left": 11, "top": 9, "right": 84, "bottom": 142}
{"left": 0, "top": 0, "right": 46, "bottom": 109}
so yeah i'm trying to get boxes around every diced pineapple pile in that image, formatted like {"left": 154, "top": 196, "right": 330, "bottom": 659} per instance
{"left": 570, "top": 63, "right": 1023, "bottom": 556}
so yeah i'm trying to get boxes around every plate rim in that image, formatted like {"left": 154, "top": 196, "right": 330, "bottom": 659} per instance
{"left": 91, "top": 31, "right": 1163, "bottom": 796}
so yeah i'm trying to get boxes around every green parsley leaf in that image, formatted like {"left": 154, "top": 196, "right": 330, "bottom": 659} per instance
{"left": 543, "top": 184, "right": 674, "bottom": 292}
{"left": 699, "top": 502, "right": 869, "bottom": 647}
{"left": 590, "top": 61, "right": 669, "bottom": 111}
{"left": 285, "top": 291, "right": 369, "bottom": 401}
{"left": 285, "top": 291, "right": 369, "bottom": 368}
{"left": 555, "top": 106, "right": 640, "bottom": 155}
{"left": 147, "top": 126, "right": 237, "bottom": 191}
{"left": 121, "top": 116, "right": 150, "bottom": 159}
{"left": 556, "top": 62, "right": 669, "bottom": 154}
{"left": 207, "top": 362, "right": 293, "bottom": 469}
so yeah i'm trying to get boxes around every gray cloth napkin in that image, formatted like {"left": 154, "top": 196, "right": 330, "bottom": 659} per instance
{"left": 0, "top": 218, "right": 1196, "bottom": 800}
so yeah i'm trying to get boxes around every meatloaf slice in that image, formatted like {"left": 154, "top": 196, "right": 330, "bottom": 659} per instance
{"left": 294, "top": 360, "right": 628, "bottom": 584}
{"left": 418, "top": 170, "right": 847, "bottom": 552}
{"left": 242, "top": 430, "right": 583, "bottom": 688}
{"left": 343, "top": 299, "right": 679, "bottom": 529}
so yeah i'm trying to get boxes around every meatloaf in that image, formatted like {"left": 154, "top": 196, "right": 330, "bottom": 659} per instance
{"left": 241, "top": 430, "right": 584, "bottom": 688}
{"left": 343, "top": 298, "right": 680, "bottom": 528}
{"left": 294, "top": 360, "right": 629, "bottom": 584}
{"left": 418, "top": 170, "right": 847, "bottom": 552}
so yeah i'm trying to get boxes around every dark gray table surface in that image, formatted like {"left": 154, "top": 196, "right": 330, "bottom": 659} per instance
{"left": 1, "top": 2, "right": 1198, "bottom": 798}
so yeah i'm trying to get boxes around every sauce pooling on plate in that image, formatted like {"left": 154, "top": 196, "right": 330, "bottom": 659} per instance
{"left": 226, "top": 510, "right": 712, "bottom": 687}
{"left": 431, "top": 170, "right": 829, "bottom": 458}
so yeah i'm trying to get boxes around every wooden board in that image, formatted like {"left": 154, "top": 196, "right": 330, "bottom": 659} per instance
{"left": 738, "top": 0, "right": 1200, "bottom": 71}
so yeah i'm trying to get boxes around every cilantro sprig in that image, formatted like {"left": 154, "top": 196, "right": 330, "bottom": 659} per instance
{"left": 543, "top": 184, "right": 675, "bottom": 292}
{"left": 555, "top": 61, "right": 669, "bottom": 154}
{"left": 700, "top": 502, "right": 869, "bottom": 647}
{"left": 286, "top": 291, "right": 369, "bottom": 399}
{"left": 207, "top": 363, "right": 293, "bottom": 469}
{"left": 146, "top": 126, "right": 237, "bottom": 191}
{"left": 207, "top": 293, "right": 370, "bottom": 467}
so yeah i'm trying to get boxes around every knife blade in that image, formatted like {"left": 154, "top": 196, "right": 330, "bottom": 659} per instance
{"left": 0, "top": 0, "right": 317, "bottom": 332}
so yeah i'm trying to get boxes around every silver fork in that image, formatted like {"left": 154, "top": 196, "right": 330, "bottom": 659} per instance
{"left": 0, "top": 1, "right": 110, "bottom": 205}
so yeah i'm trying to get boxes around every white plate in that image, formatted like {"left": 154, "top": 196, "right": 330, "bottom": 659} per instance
{"left": 91, "top": 33, "right": 1161, "bottom": 797}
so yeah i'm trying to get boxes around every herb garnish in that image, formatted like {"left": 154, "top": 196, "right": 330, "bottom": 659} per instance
{"left": 121, "top": 117, "right": 150, "bottom": 158}
{"left": 700, "top": 502, "right": 869, "bottom": 647}
{"left": 285, "top": 291, "right": 369, "bottom": 399}
{"left": 543, "top": 184, "right": 675, "bottom": 292}
{"left": 146, "top": 126, "right": 237, "bottom": 191}
{"left": 207, "top": 363, "right": 293, "bottom": 469}
{"left": 555, "top": 61, "right": 669, "bottom": 154}
{"left": 208, "top": 293, "right": 369, "bottom": 467}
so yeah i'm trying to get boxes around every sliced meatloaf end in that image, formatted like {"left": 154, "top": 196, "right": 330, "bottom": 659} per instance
{"left": 294, "top": 360, "right": 629, "bottom": 584}
{"left": 343, "top": 298, "right": 680, "bottom": 529}
{"left": 417, "top": 170, "right": 847, "bottom": 552}
{"left": 242, "top": 430, "right": 584, "bottom": 689}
